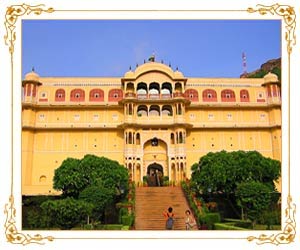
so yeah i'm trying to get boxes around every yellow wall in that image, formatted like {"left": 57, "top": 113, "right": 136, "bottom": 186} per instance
{"left": 22, "top": 63, "right": 281, "bottom": 195}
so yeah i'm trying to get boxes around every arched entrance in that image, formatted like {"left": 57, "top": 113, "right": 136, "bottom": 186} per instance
{"left": 147, "top": 163, "right": 163, "bottom": 187}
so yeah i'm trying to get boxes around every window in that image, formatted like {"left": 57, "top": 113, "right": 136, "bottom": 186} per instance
{"left": 190, "top": 114, "right": 195, "bottom": 120}
{"left": 108, "top": 89, "right": 123, "bottom": 102}
{"left": 70, "top": 89, "right": 85, "bottom": 102}
{"left": 221, "top": 89, "right": 236, "bottom": 102}
{"left": 240, "top": 89, "right": 250, "bottom": 102}
{"left": 136, "top": 133, "right": 141, "bottom": 145}
{"left": 170, "top": 133, "right": 175, "bottom": 144}
{"left": 202, "top": 89, "right": 217, "bottom": 102}
{"left": 55, "top": 89, "right": 65, "bottom": 101}
{"left": 39, "top": 175, "right": 47, "bottom": 183}
{"left": 260, "top": 114, "right": 266, "bottom": 120}
{"left": 74, "top": 114, "right": 80, "bottom": 121}
{"left": 89, "top": 89, "right": 104, "bottom": 102}
{"left": 184, "top": 89, "right": 199, "bottom": 102}
{"left": 93, "top": 114, "right": 99, "bottom": 121}
{"left": 112, "top": 114, "right": 118, "bottom": 121}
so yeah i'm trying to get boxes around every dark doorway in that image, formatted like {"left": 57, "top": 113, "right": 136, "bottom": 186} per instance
{"left": 147, "top": 163, "right": 163, "bottom": 187}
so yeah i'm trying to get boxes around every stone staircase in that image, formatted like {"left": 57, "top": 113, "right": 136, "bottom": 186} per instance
{"left": 134, "top": 186, "right": 197, "bottom": 230}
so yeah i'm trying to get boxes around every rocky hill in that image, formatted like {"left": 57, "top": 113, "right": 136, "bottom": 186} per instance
{"left": 240, "top": 58, "right": 281, "bottom": 78}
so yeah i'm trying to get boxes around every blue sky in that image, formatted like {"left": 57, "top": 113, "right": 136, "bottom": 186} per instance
{"left": 22, "top": 20, "right": 281, "bottom": 78}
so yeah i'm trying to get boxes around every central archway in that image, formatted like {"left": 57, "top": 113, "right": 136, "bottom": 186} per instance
{"left": 147, "top": 163, "right": 163, "bottom": 187}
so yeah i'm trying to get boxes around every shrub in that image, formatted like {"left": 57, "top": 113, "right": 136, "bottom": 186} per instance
{"left": 258, "top": 210, "right": 281, "bottom": 227}
{"left": 83, "top": 224, "right": 93, "bottom": 230}
{"left": 121, "top": 215, "right": 134, "bottom": 226}
{"left": 200, "top": 213, "right": 221, "bottom": 229}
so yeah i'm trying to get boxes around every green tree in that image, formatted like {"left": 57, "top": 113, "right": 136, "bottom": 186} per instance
{"left": 191, "top": 150, "right": 281, "bottom": 223}
{"left": 249, "top": 69, "right": 267, "bottom": 78}
{"left": 53, "top": 155, "right": 129, "bottom": 197}
{"left": 236, "top": 181, "right": 273, "bottom": 228}
{"left": 79, "top": 183, "right": 115, "bottom": 222}
{"left": 52, "top": 154, "right": 129, "bottom": 226}
{"left": 78, "top": 154, "right": 129, "bottom": 191}
{"left": 41, "top": 197, "right": 93, "bottom": 230}
{"left": 191, "top": 150, "right": 280, "bottom": 195}
{"left": 53, "top": 157, "right": 84, "bottom": 198}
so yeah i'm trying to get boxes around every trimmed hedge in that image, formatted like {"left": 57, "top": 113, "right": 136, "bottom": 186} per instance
{"left": 214, "top": 223, "right": 248, "bottom": 230}
{"left": 224, "top": 218, "right": 252, "bottom": 229}
{"left": 104, "top": 224, "right": 124, "bottom": 230}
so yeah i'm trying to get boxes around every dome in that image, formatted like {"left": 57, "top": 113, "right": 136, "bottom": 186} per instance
{"left": 124, "top": 70, "right": 135, "bottom": 78}
{"left": 174, "top": 69, "right": 184, "bottom": 78}
{"left": 263, "top": 72, "right": 278, "bottom": 84}
{"left": 25, "top": 69, "right": 40, "bottom": 82}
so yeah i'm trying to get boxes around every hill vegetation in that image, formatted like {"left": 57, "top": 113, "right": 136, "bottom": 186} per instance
{"left": 240, "top": 58, "right": 281, "bottom": 79}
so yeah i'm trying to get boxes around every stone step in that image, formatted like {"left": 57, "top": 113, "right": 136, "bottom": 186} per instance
{"left": 134, "top": 186, "right": 196, "bottom": 230}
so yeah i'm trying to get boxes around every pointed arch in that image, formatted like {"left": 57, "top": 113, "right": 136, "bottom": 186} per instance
{"left": 202, "top": 89, "right": 217, "bottom": 102}
{"left": 184, "top": 89, "right": 199, "bottom": 102}
{"left": 55, "top": 89, "right": 65, "bottom": 102}
{"left": 240, "top": 89, "right": 250, "bottom": 102}
{"left": 108, "top": 89, "right": 123, "bottom": 102}
{"left": 89, "top": 88, "right": 104, "bottom": 102}
{"left": 221, "top": 89, "right": 236, "bottom": 102}
{"left": 70, "top": 89, "right": 85, "bottom": 102}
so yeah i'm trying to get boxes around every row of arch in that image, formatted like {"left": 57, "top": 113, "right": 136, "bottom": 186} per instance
{"left": 128, "top": 87, "right": 252, "bottom": 102}
{"left": 127, "top": 82, "right": 182, "bottom": 95}
{"left": 24, "top": 85, "right": 268, "bottom": 103}
{"left": 53, "top": 88, "right": 248, "bottom": 102}
{"left": 126, "top": 161, "right": 186, "bottom": 182}
{"left": 182, "top": 89, "right": 250, "bottom": 102}
{"left": 125, "top": 132, "right": 186, "bottom": 145}
{"left": 24, "top": 88, "right": 124, "bottom": 102}
{"left": 137, "top": 104, "right": 184, "bottom": 116}
{"left": 125, "top": 103, "right": 184, "bottom": 116}
{"left": 58, "top": 88, "right": 123, "bottom": 102}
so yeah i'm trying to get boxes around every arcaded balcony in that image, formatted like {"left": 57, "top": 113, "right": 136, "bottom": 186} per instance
{"left": 135, "top": 93, "right": 181, "bottom": 100}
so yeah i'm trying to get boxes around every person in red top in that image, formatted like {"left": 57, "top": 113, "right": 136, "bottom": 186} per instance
{"left": 163, "top": 207, "right": 175, "bottom": 230}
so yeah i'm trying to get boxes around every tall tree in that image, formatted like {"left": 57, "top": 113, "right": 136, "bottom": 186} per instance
{"left": 53, "top": 155, "right": 129, "bottom": 197}
{"left": 191, "top": 150, "right": 280, "bottom": 195}
{"left": 50, "top": 154, "right": 129, "bottom": 228}
{"left": 53, "top": 157, "right": 84, "bottom": 198}
{"left": 236, "top": 181, "right": 273, "bottom": 228}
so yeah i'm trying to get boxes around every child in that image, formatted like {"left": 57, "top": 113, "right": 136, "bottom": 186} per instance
{"left": 185, "top": 209, "right": 196, "bottom": 230}
{"left": 163, "top": 207, "right": 175, "bottom": 230}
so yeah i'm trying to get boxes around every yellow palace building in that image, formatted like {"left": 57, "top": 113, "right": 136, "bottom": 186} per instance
{"left": 22, "top": 58, "right": 281, "bottom": 195}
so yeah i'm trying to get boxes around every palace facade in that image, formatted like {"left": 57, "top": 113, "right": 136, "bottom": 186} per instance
{"left": 22, "top": 59, "right": 281, "bottom": 195}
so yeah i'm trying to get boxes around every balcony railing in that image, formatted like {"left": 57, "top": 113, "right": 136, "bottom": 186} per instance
{"left": 136, "top": 93, "right": 182, "bottom": 100}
